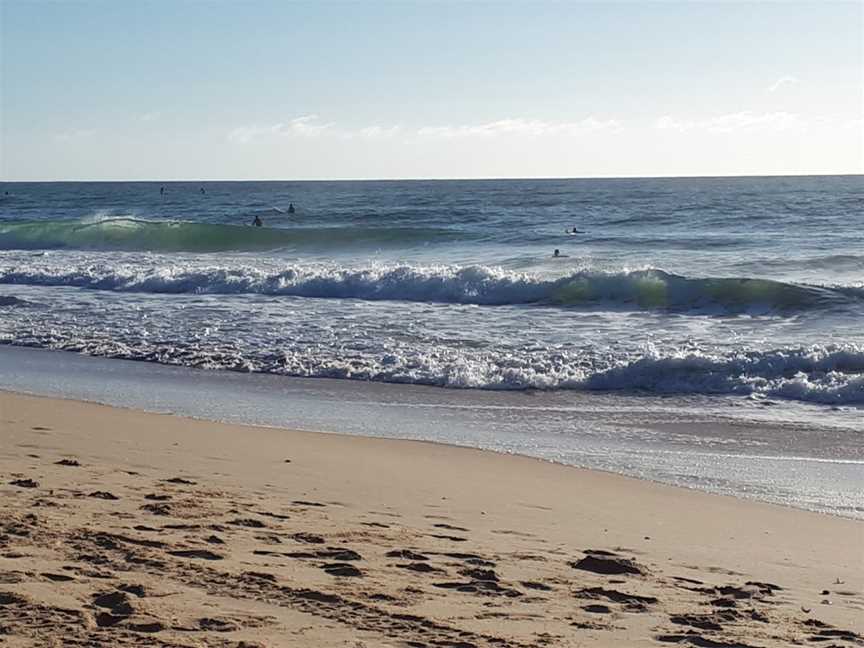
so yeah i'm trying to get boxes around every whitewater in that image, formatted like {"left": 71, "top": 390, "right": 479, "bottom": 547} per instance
{"left": 0, "top": 177, "right": 862, "bottom": 407}
{"left": 1, "top": 176, "right": 862, "bottom": 517}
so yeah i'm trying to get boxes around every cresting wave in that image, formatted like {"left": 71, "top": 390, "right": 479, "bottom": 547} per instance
{"left": 3, "top": 332, "right": 862, "bottom": 404}
{"left": 0, "top": 218, "right": 464, "bottom": 252}
{"left": 0, "top": 260, "right": 861, "bottom": 313}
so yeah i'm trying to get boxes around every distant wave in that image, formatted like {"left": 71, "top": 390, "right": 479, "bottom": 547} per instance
{"left": 733, "top": 254, "right": 864, "bottom": 273}
{"left": 0, "top": 218, "right": 464, "bottom": 252}
{"left": 0, "top": 260, "right": 861, "bottom": 314}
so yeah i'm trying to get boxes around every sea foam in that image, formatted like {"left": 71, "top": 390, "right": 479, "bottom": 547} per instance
{"left": 0, "top": 258, "right": 860, "bottom": 314}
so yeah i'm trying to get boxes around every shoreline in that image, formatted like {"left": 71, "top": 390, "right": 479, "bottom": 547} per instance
{"left": 0, "top": 386, "right": 857, "bottom": 522}
{"left": 1, "top": 344, "right": 861, "bottom": 521}
{"left": 1, "top": 390, "right": 861, "bottom": 646}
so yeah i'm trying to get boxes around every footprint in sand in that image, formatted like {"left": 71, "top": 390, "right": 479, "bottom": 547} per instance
{"left": 386, "top": 549, "right": 429, "bottom": 561}
{"left": 396, "top": 562, "right": 446, "bottom": 574}
{"left": 230, "top": 518, "right": 267, "bottom": 528}
{"left": 199, "top": 617, "right": 242, "bottom": 632}
{"left": 9, "top": 479, "right": 39, "bottom": 488}
{"left": 432, "top": 523, "right": 469, "bottom": 532}
{"left": 291, "top": 500, "right": 327, "bottom": 507}
{"left": 570, "top": 551, "right": 645, "bottom": 576}
{"left": 429, "top": 534, "right": 468, "bottom": 543}
{"left": 169, "top": 549, "right": 223, "bottom": 560}
{"left": 41, "top": 572, "right": 75, "bottom": 582}
{"left": 163, "top": 477, "right": 196, "bottom": 485}
{"left": 321, "top": 563, "right": 363, "bottom": 577}
{"left": 88, "top": 491, "right": 120, "bottom": 500}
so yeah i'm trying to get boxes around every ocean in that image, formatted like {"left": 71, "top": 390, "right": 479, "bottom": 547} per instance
{"left": 1, "top": 177, "right": 862, "bottom": 516}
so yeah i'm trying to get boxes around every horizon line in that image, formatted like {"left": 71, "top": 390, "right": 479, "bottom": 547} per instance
{"left": 2, "top": 172, "right": 862, "bottom": 183}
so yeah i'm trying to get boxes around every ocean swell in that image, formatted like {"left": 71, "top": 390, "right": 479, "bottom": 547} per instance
{"left": 0, "top": 218, "right": 463, "bottom": 252}
{"left": 0, "top": 260, "right": 860, "bottom": 314}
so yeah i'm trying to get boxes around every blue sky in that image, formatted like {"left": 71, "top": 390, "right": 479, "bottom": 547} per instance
{"left": 1, "top": 1, "right": 861, "bottom": 180}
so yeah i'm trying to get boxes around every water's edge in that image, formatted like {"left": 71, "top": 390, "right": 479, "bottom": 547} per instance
{"left": 2, "top": 345, "right": 860, "bottom": 520}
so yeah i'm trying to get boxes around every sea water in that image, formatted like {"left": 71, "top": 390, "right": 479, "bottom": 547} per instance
{"left": 0, "top": 177, "right": 861, "bottom": 515}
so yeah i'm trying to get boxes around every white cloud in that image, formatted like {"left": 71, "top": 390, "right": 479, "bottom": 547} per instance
{"left": 229, "top": 116, "right": 620, "bottom": 144}
{"left": 228, "top": 115, "right": 334, "bottom": 143}
{"left": 55, "top": 129, "right": 96, "bottom": 141}
{"left": 356, "top": 125, "right": 402, "bottom": 139}
{"left": 283, "top": 115, "right": 333, "bottom": 137}
{"left": 655, "top": 111, "right": 806, "bottom": 134}
{"left": 766, "top": 75, "right": 799, "bottom": 93}
{"left": 416, "top": 117, "right": 622, "bottom": 138}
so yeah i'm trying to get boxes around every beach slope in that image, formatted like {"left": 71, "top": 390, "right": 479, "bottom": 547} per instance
{"left": 0, "top": 391, "right": 861, "bottom": 647}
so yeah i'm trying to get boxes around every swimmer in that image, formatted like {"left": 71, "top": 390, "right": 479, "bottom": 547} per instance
{"left": 252, "top": 214, "right": 263, "bottom": 227}
{"left": 288, "top": 203, "right": 295, "bottom": 214}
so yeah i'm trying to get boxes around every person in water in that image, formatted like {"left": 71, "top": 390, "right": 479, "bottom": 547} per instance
{"left": 252, "top": 214, "right": 263, "bottom": 227}
{"left": 553, "top": 249, "right": 560, "bottom": 257}
{"left": 288, "top": 203, "right": 295, "bottom": 214}
{"left": 200, "top": 187, "right": 206, "bottom": 194}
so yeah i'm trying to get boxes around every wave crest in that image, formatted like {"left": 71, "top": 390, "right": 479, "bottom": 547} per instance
{"left": 0, "top": 218, "right": 463, "bottom": 252}
{"left": 0, "top": 260, "right": 860, "bottom": 314}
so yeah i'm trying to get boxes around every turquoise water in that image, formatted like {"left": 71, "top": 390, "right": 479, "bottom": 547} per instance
{"left": 0, "top": 177, "right": 862, "bottom": 404}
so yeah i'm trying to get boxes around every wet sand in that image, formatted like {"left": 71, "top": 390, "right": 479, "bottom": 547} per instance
{"left": 1, "top": 391, "right": 861, "bottom": 647}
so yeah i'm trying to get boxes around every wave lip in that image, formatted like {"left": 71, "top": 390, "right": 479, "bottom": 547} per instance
{"left": 4, "top": 328, "right": 863, "bottom": 404}
{"left": 582, "top": 346, "right": 864, "bottom": 405}
{"left": 0, "top": 260, "right": 862, "bottom": 314}
{"left": 0, "top": 218, "right": 463, "bottom": 252}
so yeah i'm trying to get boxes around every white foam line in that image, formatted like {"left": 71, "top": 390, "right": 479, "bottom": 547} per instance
{"left": 628, "top": 448, "right": 864, "bottom": 465}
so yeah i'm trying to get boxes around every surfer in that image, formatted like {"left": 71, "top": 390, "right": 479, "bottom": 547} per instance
{"left": 288, "top": 203, "right": 295, "bottom": 214}
{"left": 553, "top": 249, "right": 560, "bottom": 257}
{"left": 252, "top": 214, "right": 263, "bottom": 227}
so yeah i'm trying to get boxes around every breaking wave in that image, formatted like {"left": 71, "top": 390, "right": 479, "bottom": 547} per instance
{"left": 3, "top": 328, "right": 863, "bottom": 404}
{"left": 0, "top": 260, "right": 861, "bottom": 313}
{"left": 0, "top": 218, "right": 464, "bottom": 252}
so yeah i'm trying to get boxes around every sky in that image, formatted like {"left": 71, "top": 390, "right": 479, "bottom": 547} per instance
{"left": 1, "top": 1, "right": 862, "bottom": 181}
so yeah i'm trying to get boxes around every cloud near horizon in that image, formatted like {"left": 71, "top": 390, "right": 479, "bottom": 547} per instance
{"left": 415, "top": 117, "right": 623, "bottom": 138}
{"left": 227, "top": 116, "right": 623, "bottom": 144}
{"left": 655, "top": 111, "right": 807, "bottom": 134}
{"left": 227, "top": 116, "right": 335, "bottom": 143}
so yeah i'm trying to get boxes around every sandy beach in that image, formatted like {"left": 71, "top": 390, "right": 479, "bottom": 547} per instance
{"left": 0, "top": 390, "right": 861, "bottom": 647}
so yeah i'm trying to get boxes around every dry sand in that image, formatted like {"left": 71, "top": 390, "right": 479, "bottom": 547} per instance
{"left": 0, "top": 390, "right": 861, "bottom": 647}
